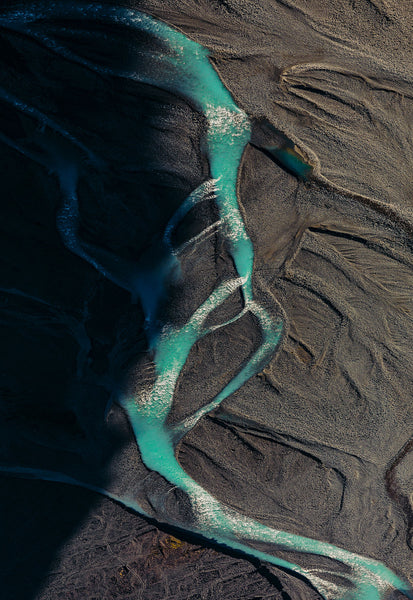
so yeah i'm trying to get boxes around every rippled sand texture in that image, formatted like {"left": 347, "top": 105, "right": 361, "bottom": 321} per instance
{"left": 0, "top": 1, "right": 412, "bottom": 599}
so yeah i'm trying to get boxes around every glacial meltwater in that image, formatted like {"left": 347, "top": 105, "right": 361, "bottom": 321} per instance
{"left": 0, "top": 3, "right": 412, "bottom": 599}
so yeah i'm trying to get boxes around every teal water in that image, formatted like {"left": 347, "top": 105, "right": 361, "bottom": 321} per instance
{"left": 1, "top": 4, "right": 412, "bottom": 599}
{"left": 265, "top": 145, "right": 313, "bottom": 180}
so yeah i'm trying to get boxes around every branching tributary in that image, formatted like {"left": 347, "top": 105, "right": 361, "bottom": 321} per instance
{"left": 0, "top": 4, "right": 412, "bottom": 599}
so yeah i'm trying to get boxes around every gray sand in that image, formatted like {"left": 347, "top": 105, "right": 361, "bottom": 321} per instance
{"left": 0, "top": 1, "right": 412, "bottom": 598}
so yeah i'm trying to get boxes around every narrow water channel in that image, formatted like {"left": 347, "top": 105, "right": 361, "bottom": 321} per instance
{"left": 0, "top": 4, "right": 411, "bottom": 599}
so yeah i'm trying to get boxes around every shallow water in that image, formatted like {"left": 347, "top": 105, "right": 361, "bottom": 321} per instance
{"left": 0, "top": 3, "right": 412, "bottom": 599}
